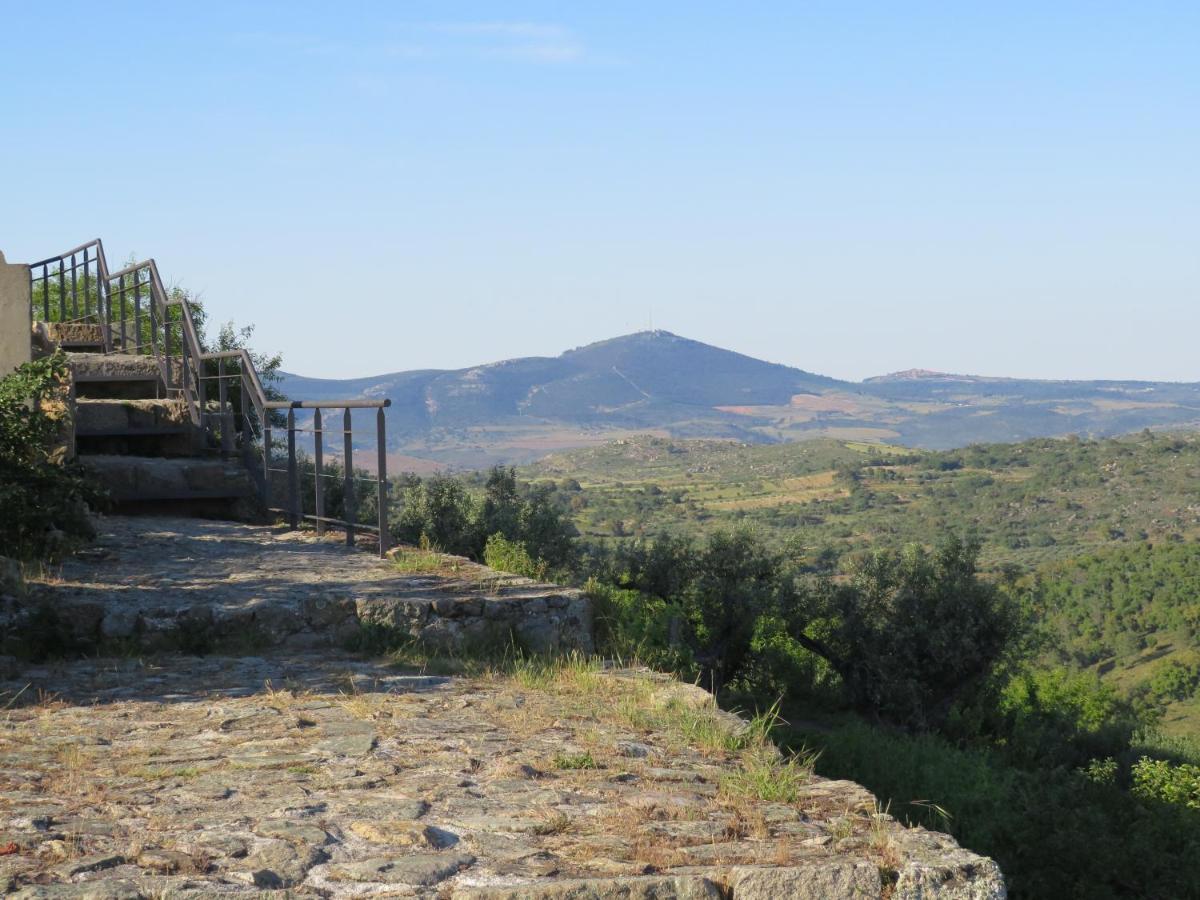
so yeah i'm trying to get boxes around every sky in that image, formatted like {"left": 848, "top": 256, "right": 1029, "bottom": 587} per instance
{"left": 2, "top": 2, "right": 1198, "bottom": 381}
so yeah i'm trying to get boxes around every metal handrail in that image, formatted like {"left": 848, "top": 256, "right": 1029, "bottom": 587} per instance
{"left": 31, "top": 239, "right": 393, "bottom": 557}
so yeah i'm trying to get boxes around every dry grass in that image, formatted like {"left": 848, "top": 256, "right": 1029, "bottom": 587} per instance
{"left": 531, "top": 809, "right": 573, "bottom": 836}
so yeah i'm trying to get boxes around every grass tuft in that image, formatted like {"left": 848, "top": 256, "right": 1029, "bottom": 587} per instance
{"left": 553, "top": 751, "right": 598, "bottom": 770}
{"left": 719, "top": 745, "right": 819, "bottom": 804}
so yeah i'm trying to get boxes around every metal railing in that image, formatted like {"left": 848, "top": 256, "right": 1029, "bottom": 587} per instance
{"left": 261, "top": 400, "right": 391, "bottom": 556}
{"left": 29, "top": 239, "right": 111, "bottom": 337}
{"left": 30, "top": 239, "right": 393, "bottom": 558}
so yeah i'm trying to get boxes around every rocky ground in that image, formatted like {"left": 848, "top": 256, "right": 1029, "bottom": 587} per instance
{"left": 0, "top": 517, "right": 1005, "bottom": 898}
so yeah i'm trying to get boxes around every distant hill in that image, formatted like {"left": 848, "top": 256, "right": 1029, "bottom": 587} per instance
{"left": 278, "top": 330, "right": 1200, "bottom": 468}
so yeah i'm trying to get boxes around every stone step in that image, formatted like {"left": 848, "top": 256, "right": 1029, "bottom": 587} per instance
{"left": 75, "top": 397, "right": 192, "bottom": 436}
{"left": 79, "top": 454, "right": 256, "bottom": 503}
{"left": 45, "top": 321, "right": 107, "bottom": 349}
{"left": 75, "top": 398, "right": 199, "bottom": 458}
{"left": 68, "top": 351, "right": 163, "bottom": 381}
{"left": 67, "top": 352, "right": 172, "bottom": 400}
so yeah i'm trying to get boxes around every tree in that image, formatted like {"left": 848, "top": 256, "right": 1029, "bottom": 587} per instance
{"left": 782, "top": 537, "right": 1026, "bottom": 729}
{"left": 682, "top": 530, "right": 791, "bottom": 694}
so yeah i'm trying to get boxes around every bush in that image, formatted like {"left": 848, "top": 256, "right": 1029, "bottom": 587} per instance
{"left": 483, "top": 533, "right": 547, "bottom": 580}
{"left": 395, "top": 475, "right": 477, "bottom": 555}
{"left": 586, "top": 578, "right": 691, "bottom": 672}
{"left": 979, "top": 667, "right": 1145, "bottom": 770}
{"left": 0, "top": 353, "right": 105, "bottom": 560}
{"left": 1132, "top": 757, "right": 1200, "bottom": 810}
{"left": 393, "top": 467, "right": 577, "bottom": 567}
{"left": 792, "top": 720, "right": 1200, "bottom": 899}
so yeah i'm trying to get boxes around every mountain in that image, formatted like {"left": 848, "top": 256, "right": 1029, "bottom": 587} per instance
{"left": 278, "top": 330, "right": 1200, "bottom": 469}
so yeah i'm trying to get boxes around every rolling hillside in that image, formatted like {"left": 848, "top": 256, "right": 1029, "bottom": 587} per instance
{"left": 522, "top": 431, "right": 1200, "bottom": 735}
{"left": 279, "top": 330, "right": 1200, "bottom": 468}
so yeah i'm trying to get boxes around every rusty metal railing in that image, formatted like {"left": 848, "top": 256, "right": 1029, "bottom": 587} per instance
{"left": 30, "top": 239, "right": 394, "bottom": 558}
{"left": 29, "top": 239, "right": 111, "bottom": 343}
{"left": 261, "top": 400, "right": 392, "bottom": 556}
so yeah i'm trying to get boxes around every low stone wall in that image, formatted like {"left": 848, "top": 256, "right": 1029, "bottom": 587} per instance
{"left": 357, "top": 554, "right": 597, "bottom": 652}
{"left": 6, "top": 517, "right": 592, "bottom": 658}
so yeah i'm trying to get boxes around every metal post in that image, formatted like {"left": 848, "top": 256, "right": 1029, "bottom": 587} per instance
{"left": 218, "top": 357, "right": 233, "bottom": 456}
{"left": 133, "top": 275, "right": 142, "bottom": 353}
{"left": 377, "top": 407, "right": 389, "bottom": 558}
{"left": 70, "top": 254, "right": 78, "bottom": 320}
{"left": 287, "top": 408, "right": 299, "bottom": 530}
{"left": 149, "top": 278, "right": 158, "bottom": 356}
{"left": 82, "top": 247, "right": 90, "bottom": 322}
{"left": 118, "top": 273, "right": 127, "bottom": 349}
{"left": 58, "top": 261, "right": 65, "bottom": 321}
{"left": 198, "top": 349, "right": 208, "bottom": 434}
{"left": 104, "top": 270, "right": 113, "bottom": 349}
{"left": 263, "top": 423, "right": 272, "bottom": 510}
{"left": 343, "top": 408, "right": 355, "bottom": 547}
{"left": 313, "top": 408, "right": 325, "bottom": 537}
{"left": 240, "top": 372, "right": 253, "bottom": 473}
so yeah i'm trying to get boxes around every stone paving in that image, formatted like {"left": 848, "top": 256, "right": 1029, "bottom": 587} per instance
{"left": 0, "top": 517, "right": 1005, "bottom": 898}
{"left": 10, "top": 517, "right": 591, "bottom": 656}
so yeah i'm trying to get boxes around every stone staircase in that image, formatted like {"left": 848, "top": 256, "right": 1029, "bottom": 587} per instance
{"left": 59, "top": 337, "right": 257, "bottom": 517}
{"left": 16, "top": 239, "right": 394, "bottom": 540}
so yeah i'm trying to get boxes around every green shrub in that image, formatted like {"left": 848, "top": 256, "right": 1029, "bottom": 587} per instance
{"left": 1132, "top": 756, "right": 1200, "bottom": 810}
{"left": 484, "top": 533, "right": 547, "bottom": 580}
{"left": 585, "top": 577, "right": 692, "bottom": 672}
{"left": 0, "top": 353, "right": 105, "bottom": 560}
{"left": 791, "top": 720, "right": 1200, "bottom": 899}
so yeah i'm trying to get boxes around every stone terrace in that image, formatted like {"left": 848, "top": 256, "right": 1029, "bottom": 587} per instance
{"left": 15, "top": 517, "right": 592, "bottom": 656}
{"left": 0, "top": 517, "right": 1005, "bottom": 898}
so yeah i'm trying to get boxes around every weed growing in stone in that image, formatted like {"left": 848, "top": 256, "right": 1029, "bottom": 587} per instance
{"left": 719, "top": 746, "right": 818, "bottom": 804}
{"left": 553, "top": 751, "right": 598, "bottom": 770}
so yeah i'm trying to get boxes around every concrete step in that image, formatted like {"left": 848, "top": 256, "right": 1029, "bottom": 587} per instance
{"left": 75, "top": 397, "right": 192, "bottom": 436}
{"left": 79, "top": 454, "right": 256, "bottom": 503}
{"left": 67, "top": 352, "right": 165, "bottom": 399}
{"left": 45, "top": 322, "right": 107, "bottom": 350}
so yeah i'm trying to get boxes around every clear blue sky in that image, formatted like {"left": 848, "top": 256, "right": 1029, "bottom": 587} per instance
{"left": 3, "top": 2, "right": 1197, "bottom": 381}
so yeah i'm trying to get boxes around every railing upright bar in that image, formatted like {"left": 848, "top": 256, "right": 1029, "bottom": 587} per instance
{"left": 313, "top": 409, "right": 325, "bottom": 537}
{"left": 105, "top": 270, "right": 113, "bottom": 347}
{"left": 343, "top": 408, "right": 355, "bottom": 547}
{"left": 149, "top": 274, "right": 158, "bottom": 359}
{"left": 58, "top": 260, "right": 65, "bottom": 321}
{"left": 82, "top": 247, "right": 91, "bottom": 324}
{"left": 96, "top": 241, "right": 112, "bottom": 353}
{"left": 133, "top": 275, "right": 142, "bottom": 354}
{"left": 70, "top": 253, "right": 78, "bottom": 320}
{"left": 118, "top": 273, "right": 127, "bottom": 350}
{"left": 377, "top": 407, "right": 389, "bottom": 559}
{"left": 240, "top": 371, "right": 254, "bottom": 476}
{"left": 263, "top": 422, "right": 272, "bottom": 511}
{"left": 219, "top": 357, "right": 233, "bottom": 456}
{"left": 287, "top": 408, "right": 299, "bottom": 530}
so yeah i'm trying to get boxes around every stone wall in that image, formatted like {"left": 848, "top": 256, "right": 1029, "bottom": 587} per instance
{"left": 355, "top": 566, "right": 593, "bottom": 655}
{"left": 0, "top": 251, "right": 31, "bottom": 376}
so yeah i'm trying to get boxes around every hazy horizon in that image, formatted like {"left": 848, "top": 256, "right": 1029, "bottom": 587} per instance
{"left": 5, "top": 2, "right": 1197, "bottom": 382}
